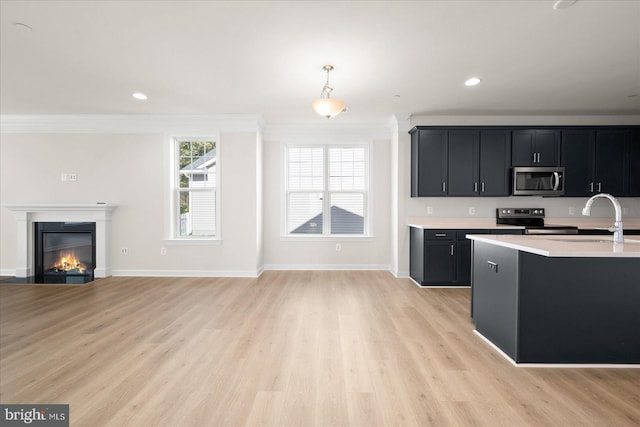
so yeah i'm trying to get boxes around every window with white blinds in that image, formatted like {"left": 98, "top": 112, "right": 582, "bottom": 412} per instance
{"left": 285, "top": 144, "right": 369, "bottom": 236}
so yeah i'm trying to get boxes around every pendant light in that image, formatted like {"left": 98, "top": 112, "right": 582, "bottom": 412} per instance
{"left": 311, "top": 65, "right": 346, "bottom": 119}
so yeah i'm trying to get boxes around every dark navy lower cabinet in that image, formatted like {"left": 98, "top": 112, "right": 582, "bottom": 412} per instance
{"left": 471, "top": 240, "right": 640, "bottom": 364}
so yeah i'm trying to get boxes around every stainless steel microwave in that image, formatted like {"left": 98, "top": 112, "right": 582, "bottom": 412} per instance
{"left": 512, "top": 167, "right": 564, "bottom": 196}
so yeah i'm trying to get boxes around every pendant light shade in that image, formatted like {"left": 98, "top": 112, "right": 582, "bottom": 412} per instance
{"left": 311, "top": 97, "right": 346, "bottom": 119}
{"left": 312, "top": 65, "right": 346, "bottom": 119}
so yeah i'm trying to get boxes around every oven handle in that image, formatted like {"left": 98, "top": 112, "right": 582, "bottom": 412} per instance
{"left": 552, "top": 172, "right": 560, "bottom": 191}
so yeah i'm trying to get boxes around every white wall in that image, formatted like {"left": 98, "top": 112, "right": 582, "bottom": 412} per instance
{"left": 2, "top": 114, "right": 638, "bottom": 278}
{"left": 0, "top": 129, "right": 263, "bottom": 277}
{"left": 261, "top": 136, "right": 392, "bottom": 270}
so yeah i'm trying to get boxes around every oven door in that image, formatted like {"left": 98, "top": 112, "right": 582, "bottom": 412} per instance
{"left": 512, "top": 167, "right": 564, "bottom": 196}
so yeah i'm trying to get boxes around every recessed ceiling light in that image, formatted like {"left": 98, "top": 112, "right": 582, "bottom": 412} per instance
{"left": 13, "top": 22, "right": 32, "bottom": 31}
{"left": 553, "top": 0, "right": 578, "bottom": 10}
{"left": 464, "top": 77, "right": 481, "bottom": 87}
{"left": 132, "top": 92, "right": 148, "bottom": 100}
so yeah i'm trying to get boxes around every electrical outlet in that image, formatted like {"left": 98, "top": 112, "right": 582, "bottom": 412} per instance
{"left": 569, "top": 207, "right": 576, "bottom": 215}
{"left": 120, "top": 247, "right": 128, "bottom": 255}
{"left": 427, "top": 206, "right": 433, "bottom": 215}
{"left": 160, "top": 247, "right": 167, "bottom": 255}
{"left": 61, "top": 173, "right": 68, "bottom": 182}
{"left": 335, "top": 243, "right": 342, "bottom": 252}
{"left": 68, "top": 173, "right": 77, "bottom": 181}
{"left": 623, "top": 207, "right": 629, "bottom": 215}
{"left": 469, "top": 207, "right": 476, "bottom": 215}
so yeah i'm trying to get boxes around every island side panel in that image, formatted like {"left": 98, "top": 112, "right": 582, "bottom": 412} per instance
{"left": 409, "top": 227, "right": 425, "bottom": 285}
{"left": 518, "top": 253, "right": 640, "bottom": 364}
{"left": 472, "top": 241, "right": 520, "bottom": 360}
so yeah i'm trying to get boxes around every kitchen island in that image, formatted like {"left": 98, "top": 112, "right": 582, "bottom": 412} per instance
{"left": 467, "top": 234, "right": 640, "bottom": 365}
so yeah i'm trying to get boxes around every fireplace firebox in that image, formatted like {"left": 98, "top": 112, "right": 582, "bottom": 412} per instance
{"left": 35, "top": 222, "right": 96, "bottom": 284}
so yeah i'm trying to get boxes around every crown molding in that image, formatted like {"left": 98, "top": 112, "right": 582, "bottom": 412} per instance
{"left": 264, "top": 122, "right": 393, "bottom": 141}
{"left": 0, "top": 114, "right": 266, "bottom": 134}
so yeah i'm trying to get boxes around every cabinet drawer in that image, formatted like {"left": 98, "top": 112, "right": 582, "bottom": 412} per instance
{"left": 425, "top": 230, "right": 455, "bottom": 240}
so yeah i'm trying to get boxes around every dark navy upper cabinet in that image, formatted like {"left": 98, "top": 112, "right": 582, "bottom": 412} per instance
{"left": 479, "top": 130, "right": 511, "bottom": 196}
{"left": 561, "top": 129, "right": 596, "bottom": 196}
{"left": 561, "top": 127, "right": 630, "bottom": 197}
{"left": 410, "top": 127, "right": 510, "bottom": 197}
{"left": 594, "top": 129, "right": 629, "bottom": 196}
{"left": 411, "top": 125, "right": 637, "bottom": 198}
{"left": 512, "top": 129, "right": 560, "bottom": 167}
{"left": 631, "top": 128, "right": 640, "bottom": 197}
{"left": 447, "top": 130, "right": 479, "bottom": 196}
{"left": 411, "top": 128, "right": 447, "bottom": 196}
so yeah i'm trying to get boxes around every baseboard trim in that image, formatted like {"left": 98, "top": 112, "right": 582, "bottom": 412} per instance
{"left": 263, "top": 264, "right": 390, "bottom": 271}
{"left": 0, "top": 269, "right": 16, "bottom": 277}
{"left": 110, "top": 269, "right": 263, "bottom": 278}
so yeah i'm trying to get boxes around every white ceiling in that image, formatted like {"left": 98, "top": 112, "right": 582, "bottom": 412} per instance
{"left": 1, "top": 0, "right": 639, "bottom": 125}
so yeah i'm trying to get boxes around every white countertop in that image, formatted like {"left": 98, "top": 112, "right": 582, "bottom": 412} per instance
{"left": 408, "top": 216, "right": 640, "bottom": 230}
{"left": 466, "top": 234, "right": 640, "bottom": 258}
{"left": 408, "top": 217, "right": 523, "bottom": 230}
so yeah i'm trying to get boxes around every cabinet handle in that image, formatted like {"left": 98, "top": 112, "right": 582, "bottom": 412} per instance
{"left": 487, "top": 261, "right": 498, "bottom": 273}
{"left": 589, "top": 182, "right": 594, "bottom": 193}
{"left": 435, "top": 233, "right": 447, "bottom": 237}
{"left": 450, "top": 245, "right": 454, "bottom": 256}
{"left": 442, "top": 182, "right": 446, "bottom": 193}
{"left": 481, "top": 182, "right": 485, "bottom": 193}
{"left": 474, "top": 182, "right": 478, "bottom": 193}
{"left": 536, "top": 153, "right": 541, "bottom": 163}
{"left": 597, "top": 182, "right": 602, "bottom": 192}
{"left": 533, "top": 152, "right": 537, "bottom": 163}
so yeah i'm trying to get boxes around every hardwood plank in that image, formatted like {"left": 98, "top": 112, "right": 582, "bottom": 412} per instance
{"left": 1, "top": 271, "right": 639, "bottom": 426}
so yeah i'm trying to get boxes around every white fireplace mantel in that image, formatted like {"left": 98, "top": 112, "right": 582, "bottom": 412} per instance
{"left": 4, "top": 204, "right": 117, "bottom": 279}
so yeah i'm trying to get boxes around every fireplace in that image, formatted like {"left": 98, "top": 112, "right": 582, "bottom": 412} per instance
{"left": 5, "top": 204, "right": 116, "bottom": 281}
{"left": 35, "top": 222, "right": 96, "bottom": 283}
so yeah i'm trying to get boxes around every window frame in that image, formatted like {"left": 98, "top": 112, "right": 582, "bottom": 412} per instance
{"left": 167, "top": 135, "right": 221, "bottom": 242}
{"left": 282, "top": 141, "right": 373, "bottom": 239}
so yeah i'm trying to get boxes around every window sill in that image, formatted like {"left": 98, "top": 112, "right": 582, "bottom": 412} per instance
{"left": 164, "top": 238, "right": 222, "bottom": 246}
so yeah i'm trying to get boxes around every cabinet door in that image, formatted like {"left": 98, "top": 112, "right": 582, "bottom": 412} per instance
{"left": 561, "top": 129, "right": 595, "bottom": 196}
{"left": 448, "top": 130, "right": 479, "bottom": 196}
{"left": 425, "top": 241, "right": 455, "bottom": 284}
{"left": 511, "top": 130, "right": 535, "bottom": 166}
{"left": 594, "top": 129, "right": 628, "bottom": 196}
{"left": 472, "top": 241, "right": 519, "bottom": 359}
{"left": 479, "top": 130, "right": 511, "bottom": 196}
{"left": 512, "top": 129, "right": 560, "bottom": 166}
{"left": 630, "top": 128, "right": 640, "bottom": 196}
{"left": 411, "top": 129, "right": 447, "bottom": 196}
{"left": 534, "top": 130, "right": 560, "bottom": 166}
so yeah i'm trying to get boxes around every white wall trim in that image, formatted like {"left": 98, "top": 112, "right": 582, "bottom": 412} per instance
{"left": 0, "top": 269, "right": 16, "bottom": 277}
{"left": 0, "top": 114, "right": 266, "bottom": 134}
{"left": 265, "top": 122, "right": 393, "bottom": 141}
{"left": 111, "top": 269, "right": 264, "bottom": 278}
{"left": 390, "top": 269, "right": 410, "bottom": 279}
{"left": 410, "top": 114, "right": 640, "bottom": 127}
{"left": 263, "top": 263, "right": 390, "bottom": 271}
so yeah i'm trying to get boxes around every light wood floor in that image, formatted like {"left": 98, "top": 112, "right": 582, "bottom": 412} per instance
{"left": 1, "top": 271, "right": 638, "bottom": 426}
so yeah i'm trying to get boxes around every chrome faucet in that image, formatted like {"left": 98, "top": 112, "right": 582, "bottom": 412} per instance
{"left": 582, "top": 193, "right": 624, "bottom": 243}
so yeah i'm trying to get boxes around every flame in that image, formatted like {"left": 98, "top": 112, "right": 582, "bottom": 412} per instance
{"left": 52, "top": 251, "right": 85, "bottom": 273}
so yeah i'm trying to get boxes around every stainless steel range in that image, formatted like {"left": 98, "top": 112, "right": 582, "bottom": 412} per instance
{"left": 496, "top": 208, "right": 578, "bottom": 234}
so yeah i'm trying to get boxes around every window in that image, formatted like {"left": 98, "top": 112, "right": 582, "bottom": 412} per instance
{"left": 285, "top": 143, "right": 369, "bottom": 236}
{"left": 171, "top": 138, "right": 218, "bottom": 238}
